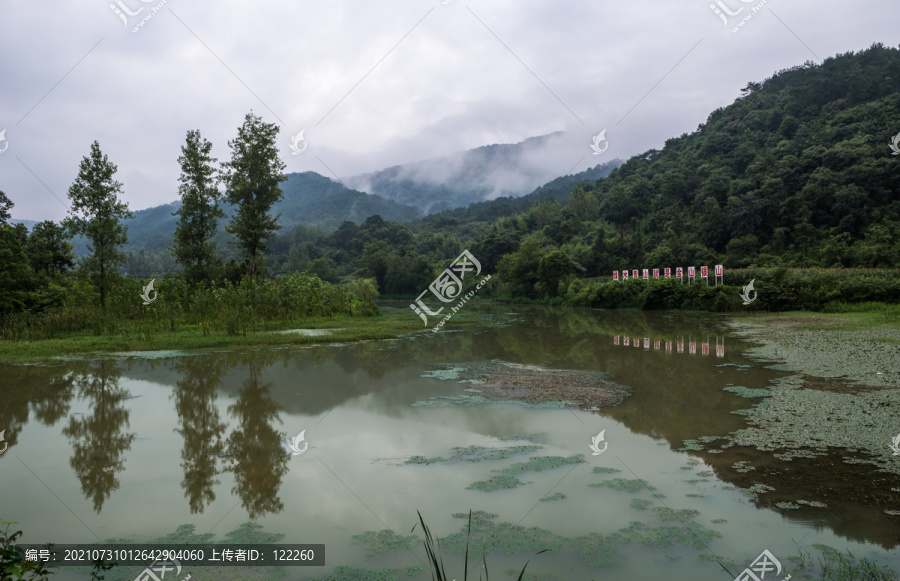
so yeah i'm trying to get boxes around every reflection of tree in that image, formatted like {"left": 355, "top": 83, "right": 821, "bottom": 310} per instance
{"left": 224, "top": 363, "right": 288, "bottom": 519}
{"left": 172, "top": 356, "right": 229, "bottom": 514}
{"left": 0, "top": 366, "right": 76, "bottom": 452}
{"left": 62, "top": 360, "right": 135, "bottom": 513}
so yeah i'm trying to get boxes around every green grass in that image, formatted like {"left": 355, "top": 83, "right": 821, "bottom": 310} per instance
{"left": 0, "top": 309, "right": 423, "bottom": 363}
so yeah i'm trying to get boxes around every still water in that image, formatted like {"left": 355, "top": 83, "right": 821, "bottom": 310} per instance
{"left": 1, "top": 305, "right": 898, "bottom": 580}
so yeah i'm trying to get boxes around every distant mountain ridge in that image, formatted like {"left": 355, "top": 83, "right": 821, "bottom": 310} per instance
{"left": 345, "top": 132, "right": 602, "bottom": 214}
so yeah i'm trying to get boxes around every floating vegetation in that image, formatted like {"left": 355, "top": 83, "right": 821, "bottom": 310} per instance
{"left": 466, "top": 474, "right": 528, "bottom": 492}
{"left": 411, "top": 394, "right": 577, "bottom": 408}
{"left": 540, "top": 492, "right": 567, "bottom": 502}
{"left": 609, "top": 520, "right": 722, "bottom": 550}
{"left": 696, "top": 471, "right": 715, "bottom": 478}
{"left": 797, "top": 500, "right": 828, "bottom": 508}
{"left": 686, "top": 459, "right": 701, "bottom": 466}
{"left": 775, "top": 502, "right": 801, "bottom": 510}
{"left": 680, "top": 436, "right": 725, "bottom": 451}
{"left": 630, "top": 499, "right": 654, "bottom": 510}
{"left": 405, "top": 444, "right": 542, "bottom": 465}
{"left": 686, "top": 493, "right": 706, "bottom": 498}
{"left": 441, "top": 511, "right": 565, "bottom": 558}
{"left": 710, "top": 519, "right": 727, "bottom": 524}
{"left": 740, "top": 483, "right": 776, "bottom": 498}
{"left": 351, "top": 529, "right": 418, "bottom": 559}
{"left": 653, "top": 508, "right": 700, "bottom": 522}
{"left": 420, "top": 360, "right": 632, "bottom": 410}
{"left": 592, "top": 467, "right": 622, "bottom": 474}
{"left": 500, "top": 433, "right": 546, "bottom": 442}
{"left": 732, "top": 461, "right": 756, "bottom": 473}
{"left": 723, "top": 385, "right": 773, "bottom": 398}
{"left": 421, "top": 367, "right": 465, "bottom": 380}
{"left": 679, "top": 466, "right": 694, "bottom": 471}
{"left": 589, "top": 478, "right": 656, "bottom": 494}
{"left": 310, "top": 566, "right": 425, "bottom": 581}
{"left": 499, "top": 455, "right": 585, "bottom": 475}
{"left": 683, "top": 479, "right": 705, "bottom": 484}
{"left": 571, "top": 532, "right": 616, "bottom": 566}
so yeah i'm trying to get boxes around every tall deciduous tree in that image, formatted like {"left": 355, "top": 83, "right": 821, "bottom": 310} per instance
{"left": 172, "top": 130, "right": 224, "bottom": 284}
{"left": 64, "top": 141, "right": 133, "bottom": 307}
{"left": 222, "top": 112, "right": 286, "bottom": 281}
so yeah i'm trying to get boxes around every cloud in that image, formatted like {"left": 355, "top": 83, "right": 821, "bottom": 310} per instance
{"left": 0, "top": 0, "right": 896, "bottom": 221}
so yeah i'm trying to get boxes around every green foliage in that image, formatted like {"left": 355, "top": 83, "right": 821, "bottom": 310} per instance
{"left": 171, "top": 129, "right": 224, "bottom": 284}
{"left": 222, "top": 112, "right": 287, "bottom": 281}
{"left": 64, "top": 141, "right": 133, "bottom": 307}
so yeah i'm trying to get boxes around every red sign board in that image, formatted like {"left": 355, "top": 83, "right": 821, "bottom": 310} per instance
{"left": 676, "top": 267, "right": 683, "bottom": 278}
{"left": 624, "top": 337, "right": 630, "bottom": 346}
{"left": 614, "top": 336, "right": 619, "bottom": 345}
{"left": 623, "top": 270, "right": 629, "bottom": 280}
{"left": 701, "top": 266, "right": 708, "bottom": 278}
{"left": 688, "top": 267, "right": 696, "bottom": 278}
{"left": 643, "top": 269, "right": 649, "bottom": 280}
{"left": 632, "top": 269, "right": 639, "bottom": 279}
{"left": 653, "top": 269, "right": 659, "bottom": 279}
{"left": 715, "top": 265, "right": 723, "bottom": 276}
{"left": 613, "top": 270, "right": 619, "bottom": 280}
{"left": 664, "top": 268, "right": 671, "bottom": 278}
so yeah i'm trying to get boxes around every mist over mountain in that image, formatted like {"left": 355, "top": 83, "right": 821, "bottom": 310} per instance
{"left": 344, "top": 132, "right": 612, "bottom": 214}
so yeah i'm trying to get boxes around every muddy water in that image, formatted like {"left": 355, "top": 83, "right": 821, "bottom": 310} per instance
{"left": 1, "top": 305, "right": 897, "bottom": 580}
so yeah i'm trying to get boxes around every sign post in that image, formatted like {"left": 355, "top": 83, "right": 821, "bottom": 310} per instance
{"left": 714, "top": 264, "right": 723, "bottom": 286}
{"left": 688, "top": 266, "right": 695, "bottom": 285}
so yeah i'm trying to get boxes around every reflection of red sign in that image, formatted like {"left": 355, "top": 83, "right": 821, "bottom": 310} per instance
{"left": 634, "top": 339, "right": 640, "bottom": 348}
{"left": 688, "top": 267, "right": 695, "bottom": 278}
{"left": 654, "top": 340, "right": 660, "bottom": 350}
{"left": 623, "top": 270, "right": 629, "bottom": 280}
{"left": 643, "top": 269, "right": 649, "bottom": 280}
{"left": 677, "top": 341, "right": 684, "bottom": 353}
{"left": 689, "top": 342, "right": 697, "bottom": 354}
{"left": 613, "top": 270, "right": 619, "bottom": 280}
{"left": 624, "top": 337, "right": 630, "bottom": 346}
{"left": 666, "top": 342, "right": 672, "bottom": 353}
{"left": 614, "top": 336, "right": 620, "bottom": 345}
{"left": 633, "top": 270, "right": 639, "bottom": 279}
{"left": 664, "top": 268, "right": 671, "bottom": 278}
{"left": 644, "top": 337, "right": 649, "bottom": 348}
{"left": 716, "top": 344, "right": 724, "bottom": 357}
{"left": 715, "top": 265, "right": 723, "bottom": 276}
{"left": 702, "top": 342, "right": 709, "bottom": 356}
{"left": 653, "top": 269, "right": 659, "bottom": 279}
{"left": 701, "top": 266, "right": 708, "bottom": 278}
{"left": 676, "top": 268, "right": 683, "bottom": 278}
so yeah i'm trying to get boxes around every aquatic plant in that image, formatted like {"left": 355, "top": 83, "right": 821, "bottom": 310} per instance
{"left": 413, "top": 510, "right": 547, "bottom": 581}
{"left": 498, "top": 455, "right": 585, "bottom": 475}
{"left": 589, "top": 478, "right": 657, "bottom": 494}
{"left": 466, "top": 474, "right": 528, "bottom": 492}
{"left": 630, "top": 499, "right": 654, "bottom": 510}
{"left": 591, "top": 467, "right": 622, "bottom": 474}
{"left": 539, "top": 493, "right": 567, "bottom": 502}
{"left": 352, "top": 529, "right": 418, "bottom": 559}
{"left": 405, "top": 445, "right": 543, "bottom": 465}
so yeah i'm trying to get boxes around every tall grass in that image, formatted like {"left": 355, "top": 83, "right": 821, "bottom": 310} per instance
{"left": 413, "top": 510, "right": 547, "bottom": 581}
{"left": 0, "top": 273, "right": 379, "bottom": 343}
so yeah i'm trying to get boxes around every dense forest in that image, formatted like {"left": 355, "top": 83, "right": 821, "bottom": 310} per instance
{"left": 250, "top": 43, "right": 900, "bottom": 299}
{"left": 2, "top": 43, "right": 899, "bottom": 317}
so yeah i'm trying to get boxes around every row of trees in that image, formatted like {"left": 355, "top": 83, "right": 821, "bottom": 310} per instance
{"left": 1, "top": 112, "right": 287, "bottom": 313}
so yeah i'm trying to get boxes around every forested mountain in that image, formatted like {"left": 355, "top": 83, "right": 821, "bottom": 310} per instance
{"left": 263, "top": 43, "right": 900, "bottom": 296}
{"left": 344, "top": 132, "right": 601, "bottom": 214}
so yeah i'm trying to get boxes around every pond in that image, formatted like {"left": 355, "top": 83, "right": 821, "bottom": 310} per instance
{"left": 1, "top": 304, "right": 898, "bottom": 580}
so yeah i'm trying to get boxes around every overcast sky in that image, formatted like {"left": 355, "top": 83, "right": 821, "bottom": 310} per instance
{"left": 0, "top": 0, "right": 897, "bottom": 222}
